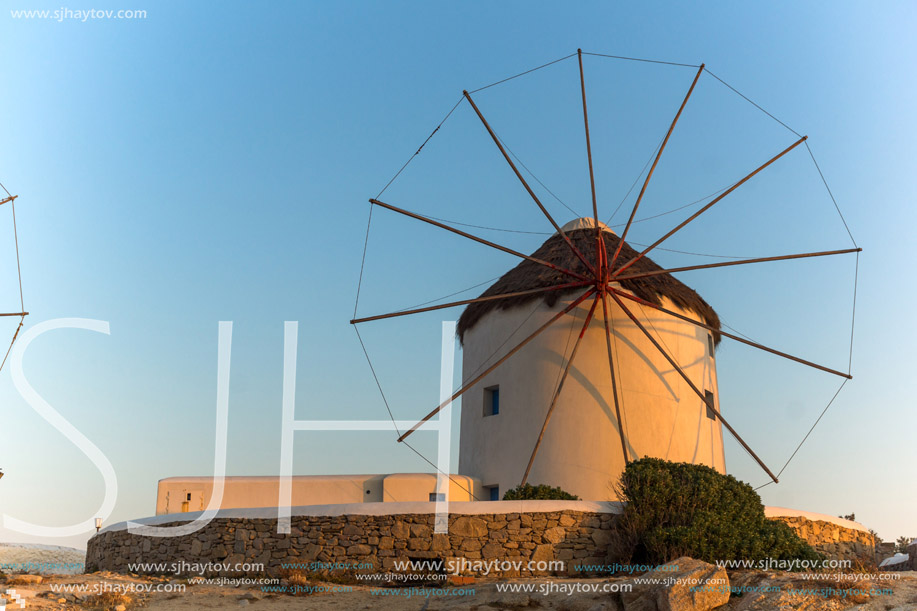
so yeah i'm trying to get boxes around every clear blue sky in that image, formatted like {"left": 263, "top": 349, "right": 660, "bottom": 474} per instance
{"left": 0, "top": 1, "right": 913, "bottom": 548}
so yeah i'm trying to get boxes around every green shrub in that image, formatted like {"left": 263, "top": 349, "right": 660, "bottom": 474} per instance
{"left": 502, "top": 483, "right": 579, "bottom": 500}
{"left": 614, "top": 458, "right": 821, "bottom": 566}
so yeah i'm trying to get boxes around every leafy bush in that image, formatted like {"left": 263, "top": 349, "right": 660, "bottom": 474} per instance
{"left": 503, "top": 483, "right": 579, "bottom": 500}
{"left": 614, "top": 458, "right": 821, "bottom": 566}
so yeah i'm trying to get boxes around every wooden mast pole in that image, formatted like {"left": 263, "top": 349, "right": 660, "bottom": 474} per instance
{"left": 577, "top": 49, "right": 601, "bottom": 241}
{"left": 596, "top": 236, "right": 630, "bottom": 465}
{"left": 609, "top": 287, "right": 851, "bottom": 379}
{"left": 613, "top": 247, "right": 862, "bottom": 282}
{"left": 463, "top": 90, "right": 596, "bottom": 276}
{"left": 609, "top": 292, "right": 779, "bottom": 483}
{"left": 609, "top": 63, "right": 705, "bottom": 268}
{"left": 521, "top": 293, "right": 600, "bottom": 485}
{"left": 613, "top": 135, "right": 808, "bottom": 277}
{"left": 600, "top": 292, "right": 630, "bottom": 466}
{"left": 370, "top": 198, "right": 588, "bottom": 282}
{"left": 351, "top": 281, "right": 590, "bottom": 324}
{"left": 397, "top": 289, "right": 596, "bottom": 443}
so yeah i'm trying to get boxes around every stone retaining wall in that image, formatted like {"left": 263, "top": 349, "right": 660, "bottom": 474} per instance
{"left": 86, "top": 507, "right": 875, "bottom": 577}
{"left": 771, "top": 516, "right": 875, "bottom": 562}
{"left": 86, "top": 510, "right": 618, "bottom": 577}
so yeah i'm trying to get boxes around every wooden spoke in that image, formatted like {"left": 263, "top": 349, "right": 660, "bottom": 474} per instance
{"left": 521, "top": 293, "right": 600, "bottom": 485}
{"left": 609, "top": 63, "right": 705, "bottom": 268}
{"left": 577, "top": 49, "right": 600, "bottom": 240}
{"left": 609, "top": 287, "right": 851, "bottom": 379}
{"left": 370, "top": 198, "right": 589, "bottom": 282}
{"left": 351, "top": 281, "right": 591, "bottom": 325}
{"left": 600, "top": 291, "right": 629, "bottom": 465}
{"left": 357, "top": 63, "right": 844, "bottom": 493}
{"left": 463, "top": 90, "right": 596, "bottom": 276}
{"left": 613, "top": 247, "right": 862, "bottom": 282}
{"left": 397, "top": 288, "right": 596, "bottom": 443}
{"left": 0, "top": 312, "right": 28, "bottom": 317}
{"left": 613, "top": 135, "right": 808, "bottom": 278}
{"left": 608, "top": 291, "right": 779, "bottom": 483}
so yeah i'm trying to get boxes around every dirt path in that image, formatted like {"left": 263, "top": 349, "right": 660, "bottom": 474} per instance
{"left": 3, "top": 571, "right": 916, "bottom": 610}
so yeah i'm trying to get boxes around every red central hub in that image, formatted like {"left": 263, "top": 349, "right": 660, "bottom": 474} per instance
{"left": 596, "top": 233, "right": 609, "bottom": 295}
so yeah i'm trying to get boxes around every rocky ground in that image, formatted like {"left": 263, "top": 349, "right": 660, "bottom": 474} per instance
{"left": 1, "top": 561, "right": 916, "bottom": 611}
{"left": 0, "top": 543, "right": 85, "bottom": 575}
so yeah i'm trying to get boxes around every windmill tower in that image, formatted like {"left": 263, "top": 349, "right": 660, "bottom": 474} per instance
{"left": 351, "top": 50, "right": 858, "bottom": 502}
{"left": 456, "top": 218, "right": 724, "bottom": 501}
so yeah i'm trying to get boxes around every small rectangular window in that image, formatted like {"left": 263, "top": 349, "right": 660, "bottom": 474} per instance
{"left": 707, "top": 333, "right": 715, "bottom": 357}
{"left": 186, "top": 493, "right": 192, "bottom": 501}
{"left": 484, "top": 385, "right": 500, "bottom": 416}
{"left": 485, "top": 485, "right": 500, "bottom": 501}
{"left": 705, "top": 390, "right": 716, "bottom": 420}
{"left": 429, "top": 492, "right": 445, "bottom": 502}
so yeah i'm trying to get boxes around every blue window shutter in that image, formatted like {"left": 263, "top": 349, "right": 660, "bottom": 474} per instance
{"left": 492, "top": 388, "right": 499, "bottom": 415}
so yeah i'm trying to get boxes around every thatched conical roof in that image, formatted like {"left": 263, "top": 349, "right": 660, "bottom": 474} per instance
{"left": 457, "top": 225, "right": 720, "bottom": 344}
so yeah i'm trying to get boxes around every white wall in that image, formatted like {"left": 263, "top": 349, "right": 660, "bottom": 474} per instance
{"left": 155, "top": 474, "right": 480, "bottom": 515}
{"left": 459, "top": 286, "right": 725, "bottom": 501}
